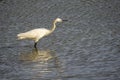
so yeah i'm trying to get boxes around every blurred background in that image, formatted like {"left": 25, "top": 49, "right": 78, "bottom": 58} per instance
{"left": 0, "top": 0, "right": 120, "bottom": 80}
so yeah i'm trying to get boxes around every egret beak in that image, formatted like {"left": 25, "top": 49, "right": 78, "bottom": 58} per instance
{"left": 62, "top": 20, "right": 68, "bottom": 21}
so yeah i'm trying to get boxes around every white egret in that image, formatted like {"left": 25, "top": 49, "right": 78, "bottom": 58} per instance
{"left": 17, "top": 18, "right": 67, "bottom": 48}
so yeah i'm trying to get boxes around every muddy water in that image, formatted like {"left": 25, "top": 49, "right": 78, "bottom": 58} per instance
{"left": 0, "top": 0, "right": 120, "bottom": 80}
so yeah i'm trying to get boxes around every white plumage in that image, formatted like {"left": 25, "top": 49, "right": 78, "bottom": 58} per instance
{"left": 17, "top": 28, "right": 50, "bottom": 42}
{"left": 17, "top": 18, "right": 67, "bottom": 48}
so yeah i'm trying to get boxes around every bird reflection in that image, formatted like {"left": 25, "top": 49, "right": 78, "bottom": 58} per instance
{"left": 19, "top": 48, "right": 63, "bottom": 80}
{"left": 19, "top": 48, "right": 54, "bottom": 62}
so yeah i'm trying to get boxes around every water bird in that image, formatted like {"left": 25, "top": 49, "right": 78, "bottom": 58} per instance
{"left": 17, "top": 18, "right": 67, "bottom": 48}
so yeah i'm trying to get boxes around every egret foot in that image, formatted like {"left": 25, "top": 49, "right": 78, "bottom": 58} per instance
{"left": 34, "top": 42, "right": 37, "bottom": 48}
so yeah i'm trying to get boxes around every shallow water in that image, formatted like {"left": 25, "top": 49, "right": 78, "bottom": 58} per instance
{"left": 0, "top": 0, "right": 120, "bottom": 80}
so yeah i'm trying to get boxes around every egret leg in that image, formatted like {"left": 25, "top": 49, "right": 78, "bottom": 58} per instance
{"left": 34, "top": 42, "right": 37, "bottom": 48}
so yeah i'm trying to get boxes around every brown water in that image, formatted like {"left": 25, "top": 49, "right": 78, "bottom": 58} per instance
{"left": 0, "top": 0, "right": 120, "bottom": 80}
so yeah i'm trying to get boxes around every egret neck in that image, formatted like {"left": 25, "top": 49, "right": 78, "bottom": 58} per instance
{"left": 50, "top": 20, "right": 57, "bottom": 33}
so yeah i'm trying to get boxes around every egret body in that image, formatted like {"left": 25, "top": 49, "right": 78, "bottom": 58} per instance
{"left": 17, "top": 18, "right": 66, "bottom": 48}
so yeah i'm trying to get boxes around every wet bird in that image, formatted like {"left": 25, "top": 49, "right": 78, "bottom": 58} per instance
{"left": 17, "top": 18, "right": 67, "bottom": 48}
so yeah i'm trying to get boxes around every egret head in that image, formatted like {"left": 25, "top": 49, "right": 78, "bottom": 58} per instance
{"left": 55, "top": 18, "right": 68, "bottom": 23}
{"left": 55, "top": 18, "right": 62, "bottom": 22}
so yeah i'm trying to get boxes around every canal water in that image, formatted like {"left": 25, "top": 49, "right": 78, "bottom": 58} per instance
{"left": 0, "top": 0, "right": 120, "bottom": 80}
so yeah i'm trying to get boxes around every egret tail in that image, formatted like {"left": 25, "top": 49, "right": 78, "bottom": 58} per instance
{"left": 17, "top": 33, "right": 26, "bottom": 40}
